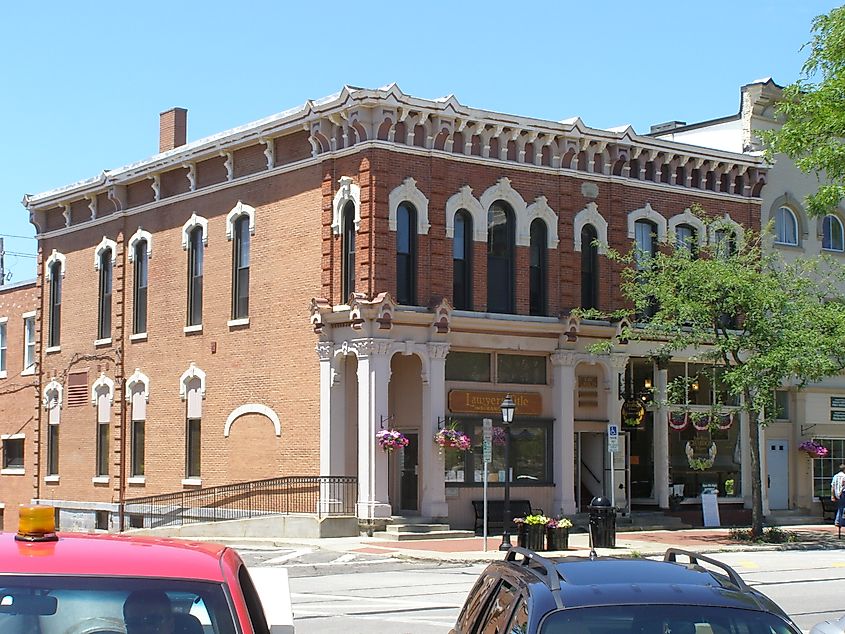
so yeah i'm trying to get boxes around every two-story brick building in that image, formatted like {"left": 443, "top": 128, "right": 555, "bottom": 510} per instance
{"left": 12, "top": 85, "right": 767, "bottom": 532}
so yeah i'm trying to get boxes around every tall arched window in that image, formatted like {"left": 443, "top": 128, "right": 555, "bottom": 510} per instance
{"left": 187, "top": 226, "right": 204, "bottom": 326}
{"left": 396, "top": 202, "right": 417, "bottom": 305}
{"left": 453, "top": 210, "right": 473, "bottom": 310}
{"left": 231, "top": 215, "right": 250, "bottom": 319}
{"left": 823, "top": 214, "right": 844, "bottom": 252}
{"left": 581, "top": 224, "right": 599, "bottom": 310}
{"left": 714, "top": 229, "right": 737, "bottom": 259}
{"left": 529, "top": 219, "right": 547, "bottom": 316}
{"left": 487, "top": 201, "right": 515, "bottom": 314}
{"left": 774, "top": 206, "right": 798, "bottom": 245}
{"left": 634, "top": 220, "right": 658, "bottom": 320}
{"left": 97, "top": 249, "right": 112, "bottom": 340}
{"left": 675, "top": 224, "right": 697, "bottom": 257}
{"left": 48, "top": 262, "right": 62, "bottom": 348}
{"left": 341, "top": 201, "right": 356, "bottom": 300}
{"left": 133, "top": 240, "right": 148, "bottom": 335}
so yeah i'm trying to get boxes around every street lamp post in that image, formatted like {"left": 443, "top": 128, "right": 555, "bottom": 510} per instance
{"left": 498, "top": 394, "right": 516, "bottom": 551}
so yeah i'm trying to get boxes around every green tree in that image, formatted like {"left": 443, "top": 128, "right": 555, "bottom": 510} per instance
{"left": 762, "top": 5, "right": 845, "bottom": 216}
{"left": 587, "top": 208, "right": 845, "bottom": 537}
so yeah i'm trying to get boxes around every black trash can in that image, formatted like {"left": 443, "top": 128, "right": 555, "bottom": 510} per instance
{"left": 589, "top": 496, "right": 616, "bottom": 548}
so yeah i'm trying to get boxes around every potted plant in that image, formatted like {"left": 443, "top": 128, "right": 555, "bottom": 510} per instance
{"left": 376, "top": 429, "right": 409, "bottom": 452}
{"left": 546, "top": 516, "right": 573, "bottom": 551}
{"left": 514, "top": 514, "right": 549, "bottom": 551}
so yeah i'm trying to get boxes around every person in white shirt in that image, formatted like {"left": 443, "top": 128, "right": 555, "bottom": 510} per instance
{"left": 831, "top": 464, "right": 845, "bottom": 527}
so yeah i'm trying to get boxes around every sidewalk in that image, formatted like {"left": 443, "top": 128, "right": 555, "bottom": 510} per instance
{"left": 218, "top": 523, "right": 845, "bottom": 563}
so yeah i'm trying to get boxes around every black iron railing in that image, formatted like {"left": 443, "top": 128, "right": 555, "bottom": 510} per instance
{"left": 122, "top": 475, "right": 357, "bottom": 530}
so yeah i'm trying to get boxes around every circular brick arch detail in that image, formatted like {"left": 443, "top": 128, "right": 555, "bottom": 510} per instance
{"left": 224, "top": 404, "right": 281, "bottom": 438}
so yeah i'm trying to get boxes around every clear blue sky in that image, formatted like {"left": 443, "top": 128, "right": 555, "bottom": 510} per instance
{"left": 0, "top": 0, "right": 839, "bottom": 282}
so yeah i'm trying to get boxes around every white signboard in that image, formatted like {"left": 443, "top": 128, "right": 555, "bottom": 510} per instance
{"left": 482, "top": 418, "right": 493, "bottom": 463}
{"left": 607, "top": 423, "right": 619, "bottom": 453}
{"left": 702, "top": 492, "right": 721, "bottom": 527}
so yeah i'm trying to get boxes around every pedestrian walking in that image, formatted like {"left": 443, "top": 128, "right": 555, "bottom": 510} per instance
{"left": 831, "top": 464, "right": 845, "bottom": 527}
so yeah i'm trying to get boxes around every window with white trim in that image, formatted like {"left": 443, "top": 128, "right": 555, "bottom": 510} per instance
{"left": 94, "top": 384, "right": 111, "bottom": 477}
{"left": 133, "top": 239, "right": 149, "bottom": 334}
{"left": 187, "top": 226, "right": 204, "bottom": 326}
{"left": 823, "top": 214, "right": 844, "bottom": 252}
{"left": 97, "top": 248, "right": 113, "bottom": 340}
{"left": 185, "top": 377, "right": 202, "bottom": 479}
{"left": 231, "top": 215, "right": 250, "bottom": 319}
{"left": 580, "top": 224, "right": 599, "bottom": 310}
{"left": 452, "top": 210, "right": 473, "bottom": 310}
{"left": 1, "top": 435, "right": 23, "bottom": 470}
{"left": 0, "top": 319, "right": 6, "bottom": 374}
{"left": 44, "top": 382, "right": 61, "bottom": 476}
{"left": 341, "top": 201, "right": 356, "bottom": 300}
{"left": 529, "top": 219, "right": 547, "bottom": 316}
{"left": 396, "top": 202, "right": 417, "bottom": 305}
{"left": 812, "top": 439, "right": 845, "bottom": 498}
{"left": 675, "top": 224, "right": 697, "bottom": 256}
{"left": 131, "top": 383, "right": 146, "bottom": 478}
{"left": 48, "top": 261, "right": 62, "bottom": 347}
{"left": 774, "top": 206, "right": 799, "bottom": 245}
{"left": 23, "top": 315, "right": 35, "bottom": 371}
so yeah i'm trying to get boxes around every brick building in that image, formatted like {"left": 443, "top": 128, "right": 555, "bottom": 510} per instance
{"left": 11, "top": 85, "right": 767, "bottom": 532}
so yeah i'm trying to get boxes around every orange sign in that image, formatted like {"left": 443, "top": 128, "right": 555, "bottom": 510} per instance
{"left": 448, "top": 390, "right": 543, "bottom": 416}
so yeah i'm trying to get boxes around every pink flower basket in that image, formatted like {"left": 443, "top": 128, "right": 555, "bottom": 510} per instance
{"left": 434, "top": 428, "right": 472, "bottom": 451}
{"left": 376, "top": 429, "right": 409, "bottom": 452}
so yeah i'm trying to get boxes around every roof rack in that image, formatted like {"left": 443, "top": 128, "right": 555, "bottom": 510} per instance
{"left": 505, "top": 547, "right": 564, "bottom": 608}
{"left": 663, "top": 548, "right": 750, "bottom": 591}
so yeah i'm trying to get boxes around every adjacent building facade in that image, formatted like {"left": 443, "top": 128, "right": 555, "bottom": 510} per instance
{"left": 6, "top": 85, "right": 770, "bottom": 531}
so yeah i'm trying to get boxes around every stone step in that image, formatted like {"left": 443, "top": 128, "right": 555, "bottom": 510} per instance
{"left": 372, "top": 529, "right": 476, "bottom": 541}
{"left": 386, "top": 523, "right": 451, "bottom": 533}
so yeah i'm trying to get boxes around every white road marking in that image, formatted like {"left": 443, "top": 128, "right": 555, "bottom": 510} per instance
{"left": 331, "top": 553, "right": 357, "bottom": 564}
{"left": 263, "top": 548, "right": 312, "bottom": 564}
{"left": 285, "top": 557, "right": 398, "bottom": 567}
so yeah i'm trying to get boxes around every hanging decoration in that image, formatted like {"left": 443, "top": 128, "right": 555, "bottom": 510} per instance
{"left": 717, "top": 411, "right": 734, "bottom": 430}
{"left": 621, "top": 362, "right": 646, "bottom": 427}
{"left": 668, "top": 411, "right": 688, "bottom": 431}
{"left": 685, "top": 441, "right": 717, "bottom": 470}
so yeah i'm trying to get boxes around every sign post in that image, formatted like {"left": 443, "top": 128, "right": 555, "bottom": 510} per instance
{"left": 607, "top": 423, "right": 619, "bottom": 508}
{"left": 482, "top": 418, "right": 493, "bottom": 552}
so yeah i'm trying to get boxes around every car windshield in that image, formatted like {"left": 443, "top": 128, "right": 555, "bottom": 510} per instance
{"left": 540, "top": 605, "right": 799, "bottom": 634}
{"left": 0, "top": 576, "right": 237, "bottom": 634}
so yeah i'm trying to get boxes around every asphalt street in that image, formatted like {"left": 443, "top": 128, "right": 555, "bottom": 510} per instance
{"left": 239, "top": 545, "right": 845, "bottom": 634}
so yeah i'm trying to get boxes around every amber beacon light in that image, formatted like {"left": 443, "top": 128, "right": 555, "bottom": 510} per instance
{"left": 16, "top": 505, "right": 58, "bottom": 542}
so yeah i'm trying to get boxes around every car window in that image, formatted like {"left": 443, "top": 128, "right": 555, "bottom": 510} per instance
{"left": 507, "top": 596, "right": 528, "bottom": 634}
{"left": 479, "top": 580, "right": 519, "bottom": 634}
{"left": 457, "top": 573, "right": 498, "bottom": 633}
{"left": 0, "top": 575, "right": 237, "bottom": 634}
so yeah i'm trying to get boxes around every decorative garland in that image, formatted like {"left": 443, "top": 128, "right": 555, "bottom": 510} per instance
{"left": 685, "top": 441, "right": 717, "bottom": 470}
{"left": 668, "top": 412, "right": 688, "bottom": 431}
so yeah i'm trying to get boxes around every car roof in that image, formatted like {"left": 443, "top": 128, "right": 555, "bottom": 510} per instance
{"left": 0, "top": 531, "right": 229, "bottom": 582}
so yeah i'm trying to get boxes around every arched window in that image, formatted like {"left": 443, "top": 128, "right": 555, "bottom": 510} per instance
{"left": 187, "top": 226, "right": 204, "bottom": 326}
{"left": 48, "top": 262, "right": 62, "bottom": 348}
{"left": 529, "top": 219, "right": 547, "bottom": 316}
{"left": 396, "top": 202, "right": 417, "bottom": 305}
{"left": 675, "top": 224, "right": 697, "bottom": 257}
{"left": 231, "top": 215, "right": 250, "bottom": 319}
{"left": 133, "top": 240, "right": 148, "bottom": 335}
{"left": 714, "top": 229, "right": 737, "bottom": 259}
{"left": 634, "top": 220, "right": 657, "bottom": 269}
{"left": 774, "top": 206, "right": 798, "bottom": 245}
{"left": 581, "top": 224, "right": 599, "bottom": 310}
{"left": 823, "top": 214, "right": 844, "bottom": 252}
{"left": 487, "top": 201, "right": 515, "bottom": 314}
{"left": 97, "top": 249, "right": 112, "bottom": 340}
{"left": 453, "top": 210, "right": 473, "bottom": 310}
{"left": 341, "top": 201, "right": 355, "bottom": 300}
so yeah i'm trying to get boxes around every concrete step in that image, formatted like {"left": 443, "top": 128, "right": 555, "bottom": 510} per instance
{"left": 386, "top": 523, "right": 451, "bottom": 533}
{"left": 371, "top": 529, "right": 476, "bottom": 541}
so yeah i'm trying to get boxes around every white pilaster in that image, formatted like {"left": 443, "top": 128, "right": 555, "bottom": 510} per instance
{"left": 759, "top": 413, "right": 771, "bottom": 516}
{"left": 318, "top": 342, "right": 335, "bottom": 476}
{"left": 355, "top": 339, "right": 393, "bottom": 520}
{"left": 740, "top": 403, "right": 752, "bottom": 507}
{"left": 421, "top": 342, "right": 450, "bottom": 519}
{"left": 551, "top": 351, "right": 577, "bottom": 515}
{"left": 654, "top": 361, "right": 670, "bottom": 508}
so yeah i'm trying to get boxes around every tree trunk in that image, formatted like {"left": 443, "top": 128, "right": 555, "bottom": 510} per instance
{"left": 747, "top": 403, "right": 764, "bottom": 538}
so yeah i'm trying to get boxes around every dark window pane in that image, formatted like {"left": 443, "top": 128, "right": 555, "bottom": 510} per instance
{"left": 342, "top": 202, "right": 356, "bottom": 299}
{"left": 487, "top": 203, "right": 514, "bottom": 314}
{"left": 396, "top": 203, "right": 416, "bottom": 305}
{"left": 47, "top": 425, "right": 59, "bottom": 475}
{"left": 96, "top": 423, "right": 109, "bottom": 476}
{"left": 3, "top": 438, "right": 23, "bottom": 469}
{"left": 497, "top": 354, "right": 547, "bottom": 384}
{"left": 187, "top": 227, "right": 204, "bottom": 326}
{"left": 132, "top": 420, "right": 145, "bottom": 477}
{"left": 49, "top": 264, "right": 61, "bottom": 347}
{"left": 232, "top": 216, "right": 251, "bottom": 319}
{"left": 187, "top": 418, "right": 201, "bottom": 478}
{"left": 445, "top": 351, "right": 491, "bottom": 382}
{"left": 98, "top": 251, "right": 112, "bottom": 340}
{"left": 134, "top": 242, "right": 148, "bottom": 334}
{"left": 529, "top": 220, "right": 547, "bottom": 316}
{"left": 581, "top": 224, "right": 598, "bottom": 309}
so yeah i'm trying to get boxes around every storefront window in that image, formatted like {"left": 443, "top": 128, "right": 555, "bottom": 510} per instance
{"left": 812, "top": 438, "right": 845, "bottom": 498}
{"left": 667, "top": 362, "right": 738, "bottom": 407}
{"left": 497, "top": 354, "right": 547, "bottom": 385}
{"left": 444, "top": 418, "right": 552, "bottom": 485}
{"left": 668, "top": 415, "right": 741, "bottom": 498}
{"left": 446, "top": 352, "right": 491, "bottom": 382}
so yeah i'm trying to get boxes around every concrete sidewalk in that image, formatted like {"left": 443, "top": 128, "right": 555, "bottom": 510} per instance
{"left": 214, "top": 523, "right": 845, "bottom": 563}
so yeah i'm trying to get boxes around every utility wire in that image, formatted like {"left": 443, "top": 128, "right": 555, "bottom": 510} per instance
{"left": 0, "top": 234, "right": 36, "bottom": 240}
{"left": 5, "top": 251, "right": 36, "bottom": 258}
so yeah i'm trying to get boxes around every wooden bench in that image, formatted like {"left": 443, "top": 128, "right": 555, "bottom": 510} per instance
{"left": 472, "top": 500, "right": 542, "bottom": 533}
{"left": 821, "top": 497, "right": 838, "bottom": 521}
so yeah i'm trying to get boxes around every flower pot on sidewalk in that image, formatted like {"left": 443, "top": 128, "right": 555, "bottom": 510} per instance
{"left": 546, "top": 527, "right": 569, "bottom": 551}
{"left": 516, "top": 523, "right": 527, "bottom": 548}
{"left": 524, "top": 524, "right": 546, "bottom": 551}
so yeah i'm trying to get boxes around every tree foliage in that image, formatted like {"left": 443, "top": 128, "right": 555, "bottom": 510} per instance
{"left": 584, "top": 207, "right": 845, "bottom": 536}
{"left": 762, "top": 6, "right": 845, "bottom": 216}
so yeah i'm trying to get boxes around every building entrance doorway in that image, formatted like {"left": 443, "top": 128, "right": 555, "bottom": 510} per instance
{"left": 577, "top": 432, "right": 630, "bottom": 513}
{"left": 398, "top": 432, "right": 419, "bottom": 513}
{"left": 766, "top": 439, "right": 789, "bottom": 510}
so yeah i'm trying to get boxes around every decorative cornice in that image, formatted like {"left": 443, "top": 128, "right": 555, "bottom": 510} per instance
{"left": 125, "top": 368, "right": 150, "bottom": 402}
{"left": 179, "top": 362, "right": 207, "bottom": 400}
{"left": 91, "top": 372, "right": 115, "bottom": 406}
{"left": 316, "top": 341, "right": 335, "bottom": 361}
{"left": 226, "top": 201, "right": 256, "bottom": 240}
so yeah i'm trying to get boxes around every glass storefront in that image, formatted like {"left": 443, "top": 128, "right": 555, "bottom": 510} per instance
{"left": 812, "top": 438, "right": 845, "bottom": 498}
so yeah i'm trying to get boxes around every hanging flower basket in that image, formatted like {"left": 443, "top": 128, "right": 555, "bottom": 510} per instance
{"left": 668, "top": 411, "right": 688, "bottom": 431}
{"left": 434, "top": 427, "right": 472, "bottom": 451}
{"left": 376, "top": 429, "right": 409, "bottom": 452}
{"left": 799, "top": 440, "right": 829, "bottom": 458}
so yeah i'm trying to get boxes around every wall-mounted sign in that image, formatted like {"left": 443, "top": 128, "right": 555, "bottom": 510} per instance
{"left": 832, "top": 410, "right": 845, "bottom": 422}
{"left": 832, "top": 397, "right": 845, "bottom": 409}
{"left": 448, "top": 390, "right": 542, "bottom": 416}
{"left": 577, "top": 375, "right": 599, "bottom": 409}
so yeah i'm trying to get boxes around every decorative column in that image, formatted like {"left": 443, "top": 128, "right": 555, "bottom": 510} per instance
{"left": 739, "top": 400, "right": 752, "bottom": 508}
{"left": 420, "top": 342, "right": 450, "bottom": 519}
{"left": 759, "top": 412, "right": 771, "bottom": 516}
{"left": 551, "top": 351, "right": 577, "bottom": 516}
{"left": 653, "top": 357, "right": 670, "bottom": 508}
{"left": 317, "top": 342, "right": 346, "bottom": 476}
{"left": 609, "top": 355, "right": 628, "bottom": 425}
{"left": 354, "top": 338, "right": 393, "bottom": 521}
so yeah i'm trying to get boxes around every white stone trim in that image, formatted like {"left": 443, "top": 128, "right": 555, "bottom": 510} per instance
{"left": 180, "top": 362, "right": 206, "bottom": 400}
{"left": 444, "top": 186, "right": 487, "bottom": 242}
{"left": 21, "top": 310, "right": 36, "bottom": 319}
{"left": 43, "top": 379, "right": 63, "bottom": 410}
{"left": 127, "top": 476, "right": 145, "bottom": 485}
{"left": 93, "top": 236, "right": 117, "bottom": 270}
{"left": 573, "top": 202, "right": 609, "bottom": 254}
{"left": 1, "top": 433, "right": 24, "bottom": 439}
{"left": 1, "top": 468, "right": 24, "bottom": 476}
{"left": 181, "top": 213, "right": 209, "bottom": 250}
{"left": 125, "top": 368, "right": 150, "bottom": 402}
{"left": 182, "top": 478, "right": 202, "bottom": 487}
{"left": 480, "top": 177, "right": 532, "bottom": 244}
{"left": 225, "top": 201, "right": 256, "bottom": 240}
{"left": 92, "top": 476, "right": 110, "bottom": 485}
{"left": 45, "top": 249, "right": 66, "bottom": 280}
{"left": 522, "top": 196, "right": 559, "bottom": 248}
{"left": 668, "top": 208, "right": 707, "bottom": 248}
{"left": 127, "top": 228, "right": 152, "bottom": 261}
{"left": 44, "top": 475, "right": 60, "bottom": 483}
{"left": 129, "top": 333, "right": 147, "bottom": 342}
{"left": 91, "top": 372, "right": 115, "bottom": 406}
{"left": 94, "top": 337, "right": 112, "bottom": 347}
{"left": 627, "top": 202, "right": 668, "bottom": 242}
{"left": 331, "top": 176, "right": 361, "bottom": 235}
{"left": 708, "top": 213, "right": 745, "bottom": 248}
{"left": 45, "top": 346, "right": 61, "bottom": 354}
{"left": 227, "top": 317, "right": 250, "bottom": 327}
{"left": 388, "top": 177, "right": 430, "bottom": 235}
{"left": 183, "top": 324, "right": 203, "bottom": 334}
{"left": 223, "top": 403, "right": 282, "bottom": 438}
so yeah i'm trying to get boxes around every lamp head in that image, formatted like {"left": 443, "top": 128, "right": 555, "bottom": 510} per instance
{"left": 500, "top": 394, "right": 516, "bottom": 424}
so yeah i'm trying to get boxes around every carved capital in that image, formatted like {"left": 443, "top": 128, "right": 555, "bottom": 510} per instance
{"left": 315, "top": 341, "right": 335, "bottom": 361}
{"left": 609, "top": 354, "right": 629, "bottom": 372}
{"left": 427, "top": 342, "right": 450, "bottom": 360}
{"left": 350, "top": 338, "right": 392, "bottom": 359}
{"left": 550, "top": 350, "right": 578, "bottom": 367}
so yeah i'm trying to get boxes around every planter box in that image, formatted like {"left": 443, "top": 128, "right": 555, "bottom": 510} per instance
{"left": 523, "top": 524, "right": 546, "bottom": 551}
{"left": 546, "top": 527, "right": 569, "bottom": 551}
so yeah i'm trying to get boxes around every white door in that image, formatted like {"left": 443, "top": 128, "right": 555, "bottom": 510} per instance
{"left": 767, "top": 440, "right": 789, "bottom": 510}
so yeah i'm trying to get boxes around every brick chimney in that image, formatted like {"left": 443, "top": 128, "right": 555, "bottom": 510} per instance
{"left": 159, "top": 107, "right": 187, "bottom": 153}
